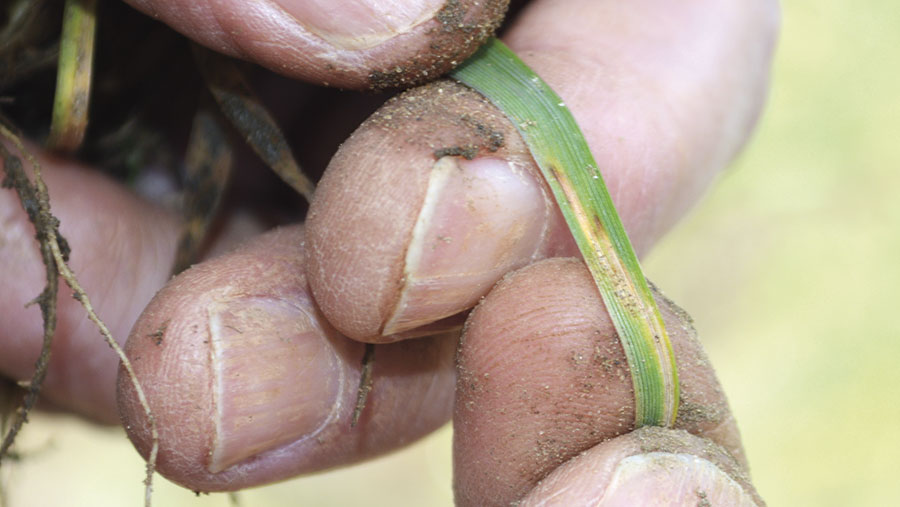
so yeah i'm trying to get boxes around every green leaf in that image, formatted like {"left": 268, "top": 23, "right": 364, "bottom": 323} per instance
{"left": 450, "top": 38, "right": 679, "bottom": 427}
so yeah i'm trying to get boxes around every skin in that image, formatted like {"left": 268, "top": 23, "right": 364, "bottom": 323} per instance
{"left": 122, "top": 0, "right": 509, "bottom": 89}
{"left": 0, "top": 0, "right": 779, "bottom": 503}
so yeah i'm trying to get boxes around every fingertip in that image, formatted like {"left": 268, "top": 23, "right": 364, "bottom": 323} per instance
{"left": 521, "top": 427, "right": 763, "bottom": 506}
{"left": 119, "top": 225, "right": 346, "bottom": 488}
{"left": 306, "top": 80, "right": 573, "bottom": 342}
{"left": 124, "top": 0, "right": 507, "bottom": 89}
{"left": 118, "top": 226, "right": 457, "bottom": 491}
{"left": 453, "top": 258, "right": 744, "bottom": 505}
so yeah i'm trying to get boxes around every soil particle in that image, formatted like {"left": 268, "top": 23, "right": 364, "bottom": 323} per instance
{"left": 367, "top": 0, "right": 509, "bottom": 90}
{"left": 677, "top": 400, "right": 724, "bottom": 426}
{"left": 696, "top": 489, "right": 711, "bottom": 507}
{"left": 436, "top": 0, "right": 467, "bottom": 32}
{"left": 148, "top": 321, "right": 168, "bottom": 346}
{"left": 431, "top": 108, "right": 507, "bottom": 160}
{"left": 363, "top": 80, "right": 519, "bottom": 164}
{"left": 459, "top": 114, "right": 505, "bottom": 150}
{"left": 433, "top": 145, "right": 478, "bottom": 159}
{"left": 633, "top": 427, "right": 751, "bottom": 485}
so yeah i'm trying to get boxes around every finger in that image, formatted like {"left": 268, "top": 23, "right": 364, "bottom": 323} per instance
{"left": 453, "top": 258, "right": 746, "bottom": 505}
{"left": 521, "top": 427, "right": 763, "bottom": 506}
{"left": 117, "top": 225, "right": 457, "bottom": 492}
{"left": 305, "top": 0, "right": 779, "bottom": 342}
{"left": 0, "top": 148, "right": 178, "bottom": 423}
{"left": 122, "top": 0, "right": 507, "bottom": 89}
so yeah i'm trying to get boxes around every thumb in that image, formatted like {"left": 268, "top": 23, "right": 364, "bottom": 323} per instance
{"left": 123, "top": 0, "right": 507, "bottom": 89}
{"left": 522, "top": 427, "right": 762, "bottom": 506}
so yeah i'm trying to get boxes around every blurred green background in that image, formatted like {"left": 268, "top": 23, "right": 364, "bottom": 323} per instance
{"left": 3, "top": 1, "right": 899, "bottom": 505}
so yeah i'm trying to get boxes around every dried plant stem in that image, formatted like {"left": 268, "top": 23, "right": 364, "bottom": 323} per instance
{"left": 351, "top": 344, "right": 376, "bottom": 427}
{"left": 192, "top": 45, "right": 315, "bottom": 202}
{"left": 0, "top": 125, "right": 158, "bottom": 506}
{"left": 172, "top": 110, "right": 234, "bottom": 274}
{"left": 46, "top": 0, "right": 98, "bottom": 152}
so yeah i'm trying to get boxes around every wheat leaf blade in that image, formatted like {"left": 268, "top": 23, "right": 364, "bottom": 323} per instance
{"left": 450, "top": 38, "right": 679, "bottom": 427}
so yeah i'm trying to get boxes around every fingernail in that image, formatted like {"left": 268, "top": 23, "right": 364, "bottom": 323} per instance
{"left": 207, "top": 296, "right": 344, "bottom": 473}
{"left": 383, "top": 157, "right": 552, "bottom": 335}
{"left": 275, "top": 0, "right": 445, "bottom": 51}
{"left": 601, "top": 453, "right": 757, "bottom": 505}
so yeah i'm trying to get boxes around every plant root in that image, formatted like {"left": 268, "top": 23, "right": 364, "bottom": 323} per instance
{"left": 0, "top": 125, "right": 159, "bottom": 506}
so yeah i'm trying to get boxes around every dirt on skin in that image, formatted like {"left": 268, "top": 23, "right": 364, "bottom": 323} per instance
{"left": 454, "top": 263, "right": 756, "bottom": 505}
{"left": 359, "top": 79, "right": 527, "bottom": 165}
{"left": 631, "top": 426, "right": 762, "bottom": 505}
{"left": 367, "top": 0, "right": 509, "bottom": 90}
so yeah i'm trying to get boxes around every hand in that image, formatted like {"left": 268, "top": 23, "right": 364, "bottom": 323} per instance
{"left": 1, "top": 0, "right": 778, "bottom": 504}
